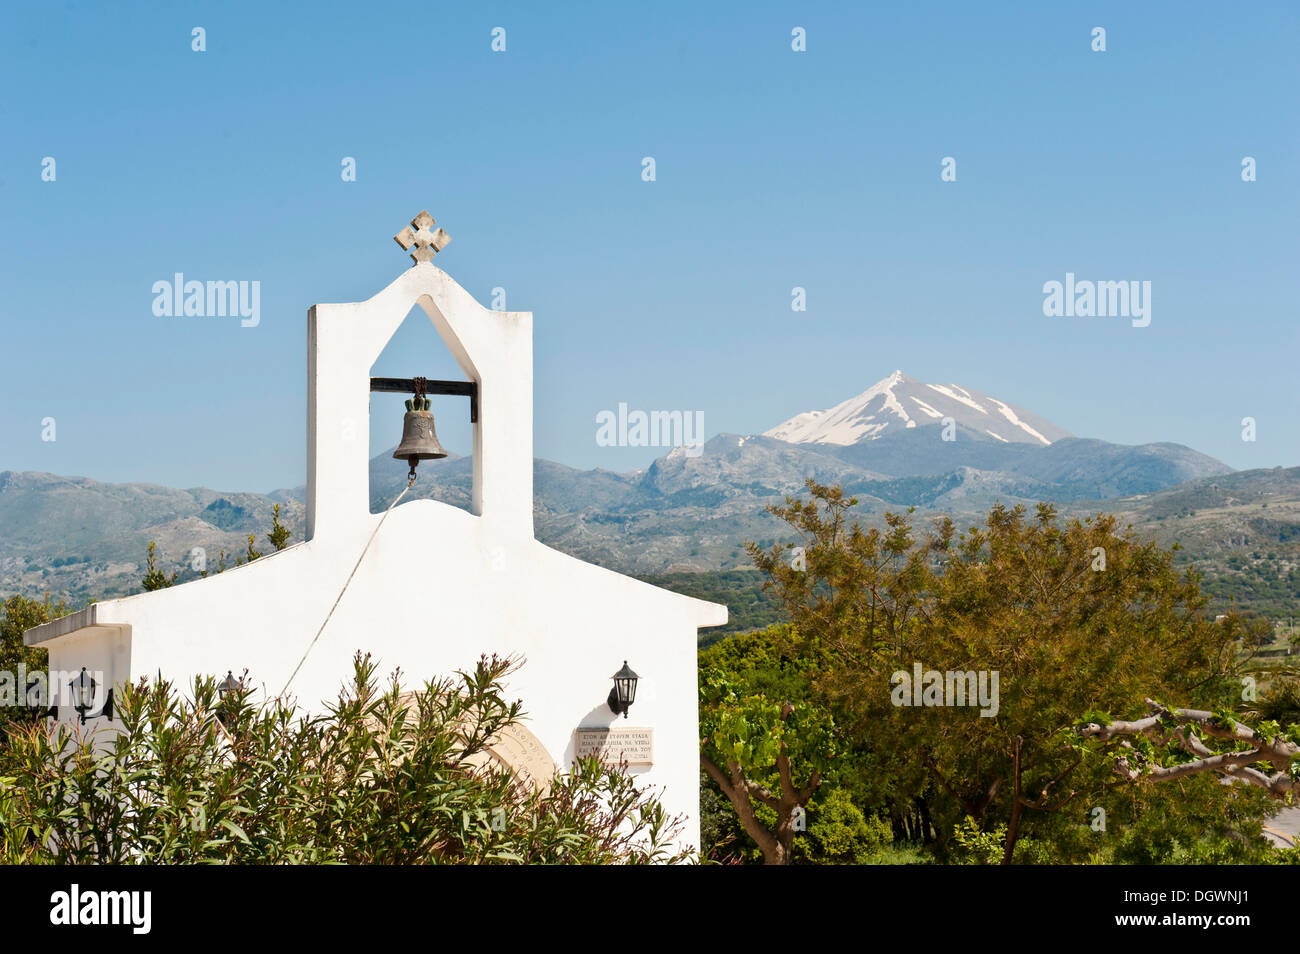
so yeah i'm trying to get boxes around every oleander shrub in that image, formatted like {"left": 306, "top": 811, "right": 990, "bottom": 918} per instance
{"left": 0, "top": 652, "right": 688, "bottom": 865}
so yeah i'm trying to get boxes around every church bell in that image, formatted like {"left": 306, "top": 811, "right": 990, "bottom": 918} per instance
{"left": 393, "top": 397, "right": 448, "bottom": 478}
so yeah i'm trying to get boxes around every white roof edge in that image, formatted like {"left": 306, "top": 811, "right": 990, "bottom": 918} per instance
{"left": 24, "top": 604, "right": 102, "bottom": 646}
{"left": 312, "top": 262, "right": 532, "bottom": 320}
{"left": 639, "top": 582, "right": 727, "bottom": 627}
{"left": 690, "top": 596, "right": 729, "bottom": 629}
{"left": 534, "top": 538, "right": 728, "bottom": 626}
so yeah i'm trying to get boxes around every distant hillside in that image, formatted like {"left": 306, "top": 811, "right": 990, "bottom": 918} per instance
{"left": 647, "top": 467, "right": 1300, "bottom": 639}
{"left": 1107, "top": 467, "right": 1300, "bottom": 620}
{"left": 0, "top": 432, "right": 1262, "bottom": 620}
{"left": 0, "top": 471, "right": 306, "bottom": 602}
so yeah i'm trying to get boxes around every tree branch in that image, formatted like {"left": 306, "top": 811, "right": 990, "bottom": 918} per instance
{"left": 1080, "top": 699, "right": 1297, "bottom": 796}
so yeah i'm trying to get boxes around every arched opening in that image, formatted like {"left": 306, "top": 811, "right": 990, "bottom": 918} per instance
{"left": 368, "top": 303, "right": 476, "bottom": 515}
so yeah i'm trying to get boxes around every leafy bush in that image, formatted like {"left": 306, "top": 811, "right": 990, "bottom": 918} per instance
{"left": 0, "top": 653, "right": 688, "bottom": 865}
{"left": 799, "top": 787, "right": 891, "bottom": 864}
{"left": 950, "top": 817, "right": 1006, "bottom": 865}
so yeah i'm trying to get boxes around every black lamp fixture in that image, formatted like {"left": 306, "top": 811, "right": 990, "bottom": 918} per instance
{"left": 71, "top": 667, "right": 113, "bottom": 725}
{"left": 217, "top": 670, "right": 245, "bottom": 726}
{"left": 218, "top": 670, "right": 243, "bottom": 699}
{"left": 607, "top": 661, "right": 639, "bottom": 719}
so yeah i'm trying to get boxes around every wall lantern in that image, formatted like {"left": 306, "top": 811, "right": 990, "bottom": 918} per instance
{"left": 607, "top": 661, "right": 639, "bottom": 719}
{"left": 71, "top": 667, "right": 112, "bottom": 725}
{"left": 218, "top": 670, "right": 243, "bottom": 699}
{"left": 217, "top": 670, "right": 244, "bottom": 726}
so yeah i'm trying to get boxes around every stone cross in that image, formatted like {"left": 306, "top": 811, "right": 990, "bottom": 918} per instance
{"left": 394, "top": 210, "right": 451, "bottom": 265}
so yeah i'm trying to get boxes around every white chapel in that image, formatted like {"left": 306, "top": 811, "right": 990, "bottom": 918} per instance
{"left": 25, "top": 210, "right": 727, "bottom": 851}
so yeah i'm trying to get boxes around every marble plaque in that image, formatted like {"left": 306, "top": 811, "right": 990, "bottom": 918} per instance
{"left": 573, "top": 726, "right": 654, "bottom": 767}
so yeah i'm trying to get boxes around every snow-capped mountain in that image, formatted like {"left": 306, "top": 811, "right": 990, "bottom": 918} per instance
{"left": 764, "top": 370, "right": 1072, "bottom": 447}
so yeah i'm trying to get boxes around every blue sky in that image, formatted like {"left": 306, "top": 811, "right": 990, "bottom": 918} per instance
{"left": 2, "top": 1, "right": 1297, "bottom": 491}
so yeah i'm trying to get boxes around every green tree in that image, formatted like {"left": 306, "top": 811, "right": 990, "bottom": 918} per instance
{"left": 267, "top": 503, "right": 291, "bottom": 552}
{"left": 0, "top": 595, "right": 68, "bottom": 742}
{"left": 749, "top": 481, "right": 1274, "bottom": 864}
{"left": 140, "top": 541, "right": 177, "bottom": 591}
{"left": 699, "top": 627, "right": 841, "bottom": 865}
{"left": 238, "top": 533, "right": 262, "bottom": 566}
{"left": 0, "top": 594, "right": 66, "bottom": 673}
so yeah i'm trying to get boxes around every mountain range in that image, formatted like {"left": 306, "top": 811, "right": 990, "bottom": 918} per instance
{"left": 0, "top": 372, "right": 1269, "bottom": 610}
